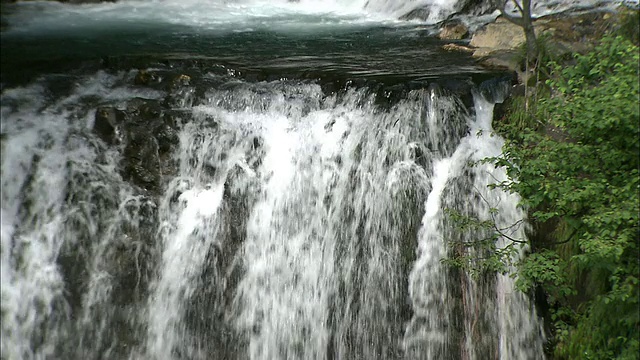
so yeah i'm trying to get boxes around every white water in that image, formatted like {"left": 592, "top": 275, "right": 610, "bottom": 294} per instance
{"left": 1, "top": 0, "right": 628, "bottom": 357}
{"left": 145, "top": 183, "right": 225, "bottom": 359}
{"left": 404, "top": 93, "right": 545, "bottom": 359}
{"left": 3, "top": 0, "right": 632, "bottom": 37}
{"left": 0, "top": 73, "right": 163, "bottom": 359}
{"left": 1, "top": 66, "right": 546, "bottom": 359}
{"left": 2, "top": 0, "right": 394, "bottom": 36}
{"left": 472, "top": 97, "right": 546, "bottom": 359}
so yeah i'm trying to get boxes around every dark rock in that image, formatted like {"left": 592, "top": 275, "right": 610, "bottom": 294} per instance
{"left": 153, "top": 120, "right": 179, "bottom": 154}
{"left": 133, "top": 69, "right": 162, "bottom": 87}
{"left": 164, "top": 87, "right": 196, "bottom": 108}
{"left": 122, "top": 129, "right": 161, "bottom": 191}
{"left": 457, "top": 0, "right": 495, "bottom": 16}
{"left": 430, "top": 77, "right": 475, "bottom": 109}
{"left": 111, "top": 197, "right": 157, "bottom": 304}
{"left": 126, "top": 98, "right": 163, "bottom": 122}
{"left": 94, "top": 106, "right": 125, "bottom": 144}
{"left": 399, "top": 6, "right": 431, "bottom": 21}
{"left": 400, "top": 0, "right": 495, "bottom": 21}
{"left": 95, "top": 96, "right": 180, "bottom": 188}
{"left": 408, "top": 142, "right": 430, "bottom": 170}
{"left": 324, "top": 118, "right": 336, "bottom": 132}
{"left": 478, "top": 75, "right": 514, "bottom": 104}
{"left": 252, "top": 136, "right": 261, "bottom": 151}
{"left": 171, "top": 74, "right": 191, "bottom": 89}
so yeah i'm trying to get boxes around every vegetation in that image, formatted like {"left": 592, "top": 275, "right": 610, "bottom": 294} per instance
{"left": 447, "top": 13, "right": 639, "bottom": 359}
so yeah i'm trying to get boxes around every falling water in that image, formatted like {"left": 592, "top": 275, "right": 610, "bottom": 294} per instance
{"left": 2, "top": 0, "right": 548, "bottom": 358}
{"left": 403, "top": 90, "right": 546, "bottom": 359}
{"left": 1, "top": 68, "right": 545, "bottom": 359}
{"left": 1, "top": 73, "right": 164, "bottom": 359}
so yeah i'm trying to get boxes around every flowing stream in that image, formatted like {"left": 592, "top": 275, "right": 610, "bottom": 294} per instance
{"left": 1, "top": 0, "right": 549, "bottom": 359}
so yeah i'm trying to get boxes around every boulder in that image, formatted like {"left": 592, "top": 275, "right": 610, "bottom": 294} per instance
{"left": 470, "top": 17, "right": 527, "bottom": 57}
{"left": 438, "top": 21, "right": 469, "bottom": 40}
{"left": 470, "top": 9, "right": 625, "bottom": 75}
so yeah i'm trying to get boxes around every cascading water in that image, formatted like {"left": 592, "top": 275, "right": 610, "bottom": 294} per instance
{"left": 1, "top": 70, "right": 545, "bottom": 360}
{"left": 2, "top": 1, "right": 549, "bottom": 359}
{"left": 403, "top": 90, "right": 546, "bottom": 359}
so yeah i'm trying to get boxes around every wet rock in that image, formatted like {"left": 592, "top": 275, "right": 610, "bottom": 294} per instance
{"left": 94, "top": 96, "right": 181, "bottom": 188}
{"left": 429, "top": 77, "right": 475, "bottom": 110}
{"left": 165, "top": 87, "right": 196, "bottom": 108}
{"left": 111, "top": 197, "right": 158, "bottom": 304}
{"left": 153, "top": 120, "right": 179, "bottom": 154}
{"left": 133, "top": 69, "right": 162, "bottom": 87}
{"left": 122, "top": 129, "right": 161, "bottom": 191}
{"left": 400, "top": 0, "right": 495, "bottom": 21}
{"left": 399, "top": 6, "right": 431, "bottom": 21}
{"left": 457, "top": 0, "right": 496, "bottom": 16}
{"left": 478, "top": 76, "right": 513, "bottom": 104}
{"left": 126, "top": 98, "right": 163, "bottom": 122}
{"left": 162, "top": 73, "right": 198, "bottom": 107}
{"left": 438, "top": 20, "right": 469, "bottom": 40}
{"left": 324, "top": 118, "right": 337, "bottom": 132}
{"left": 94, "top": 106, "right": 126, "bottom": 144}
{"left": 442, "top": 43, "right": 474, "bottom": 52}
{"left": 407, "top": 142, "right": 430, "bottom": 170}
{"left": 171, "top": 74, "right": 191, "bottom": 88}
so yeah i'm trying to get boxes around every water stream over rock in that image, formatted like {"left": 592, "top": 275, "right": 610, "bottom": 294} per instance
{"left": 1, "top": 1, "right": 550, "bottom": 359}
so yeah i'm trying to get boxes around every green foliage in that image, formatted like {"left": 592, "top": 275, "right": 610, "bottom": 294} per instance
{"left": 501, "top": 35, "right": 639, "bottom": 359}
{"left": 453, "top": 34, "right": 639, "bottom": 359}
{"left": 494, "top": 95, "right": 540, "bottom": 135}
{"left": 516, "top": 31, "right": 560, "bottom": 73}
{"left": 516, "top": 250, "right": 574, "bottom": 304}
{"left": 441, "top": 208, "right": 522, "bottom": 278}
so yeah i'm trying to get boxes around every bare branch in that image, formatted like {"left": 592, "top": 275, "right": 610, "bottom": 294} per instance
{"left": 493, "top": 0, "right": 525, "bottom": 26}
{"left": 472, "top": 185, "right": 529, "bottom": 244}
{"left": 509, "top": 0, "right": 524, "bottom": 14}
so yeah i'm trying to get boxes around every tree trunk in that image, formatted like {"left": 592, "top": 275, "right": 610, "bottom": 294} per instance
{"left": 498, "top": 0, "right": 538, "bottom": 61}
{"left": 521, "top": 0, "right": 538, "bottom": 62}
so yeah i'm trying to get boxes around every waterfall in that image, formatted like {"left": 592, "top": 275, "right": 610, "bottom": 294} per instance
{"left": 403, "top": 91, "right": 546, "bottom": 359}
{"left": 1, "top": 66, "right": 545, "bottom": 359}
{"left": 1, "top": 73, "right": 164, "bottom": 359}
